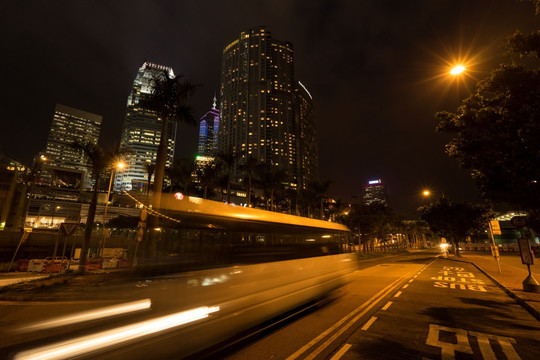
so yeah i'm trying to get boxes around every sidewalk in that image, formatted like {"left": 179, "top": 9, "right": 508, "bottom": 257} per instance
{"left": 0, "top": 272, "right": 47, "bottom": 288}
{"left": 453, "top": 252, "right": 540, "bottom": 320}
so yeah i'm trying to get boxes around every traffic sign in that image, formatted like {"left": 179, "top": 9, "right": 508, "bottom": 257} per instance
{"left": 518, "top": 238, "right": 534, "bottom": 265}
{"left": 136, "top": 227, "right": 144, "bottom": 243}
{"left": 490, "top": 220, "right": 502, "bottom": 235}
{"left": 60, "top": 222, "right": 79, "bottom": 236}
{"left": 140, "top": 208, "right": 148, "bottom": 222}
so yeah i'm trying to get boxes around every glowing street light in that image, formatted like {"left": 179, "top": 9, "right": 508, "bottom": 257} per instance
{"left": 450, "top": 65, "right": 466, "bottom": 75}
{"left": 100, "top": 160, "right": 126, "bottom": 256}
{"left": 422, "top": 189, "right": 431, "bottom": 197}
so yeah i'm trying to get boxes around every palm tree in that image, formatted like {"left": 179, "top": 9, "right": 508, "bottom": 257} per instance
{"left": 144, "top": 162, "right": 155, "bottom": 205}
{"left": 308, "top": 180, "right": 332, "bottom": 220}
{"left": 216, "top": 151, "right": 239, "bottom": 203}
{"left": 72, "top": 142, "right": 115, "bottom": 273}
{"left": 196, "top": 160, "right": 218, "bottom": 199}
{"left": 240, "top": 156, "right": 259, "bottom": 207}
{"left": 255, "top": 164, "right": 287, "bottom": 211}
{"left": 168, "top": 158, "right": 194, "bottom": 195}
{"left": 142, "top": 71, "right": 197, "bottom": 258}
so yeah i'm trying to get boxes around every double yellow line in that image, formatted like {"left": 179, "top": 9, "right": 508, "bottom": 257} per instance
{"left": 287, "top": 260, "right": 434, "bottom": 360}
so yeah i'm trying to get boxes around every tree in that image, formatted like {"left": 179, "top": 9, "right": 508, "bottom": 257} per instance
{"left": 240, "top": 156, "right": 259, "bottom": 207}
{"left": 255, "top": 164, "right": 287, "bottom": 211}
{"left": 344, "top": 202, "right": 396, "bottom": 253}
{"left": 144, "top": 162, "right": 155, "bottom": 205}
{"left": 307, "top": 180, "right": 332, "bottom": 220}
{"left": 196, "top": 160, "right": 218, "bottom": 199}
{"left": 435, "top": 31, "right": 540, "bottom": 230}
{"left": 72, "top": 142, "right": 115, "bottom": 273}
{"left": 142, "top": 71, "right": 197, "bottom": 258}
{"left": 216, "top": 151, "right": 239, "bottom": 203}
{"left": 166, "top": 158, "right": 194, "bottom": 195}
{"left": 419, "top": 198, "right": 491, "bottom": 257}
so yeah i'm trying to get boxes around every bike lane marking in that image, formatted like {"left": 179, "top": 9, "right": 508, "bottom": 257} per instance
{"left": 336, "top": 258, "right": 540, "bottom": 360}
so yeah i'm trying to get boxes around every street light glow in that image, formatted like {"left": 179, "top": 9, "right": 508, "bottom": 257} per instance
{"left": 116, "top": 161, "right": 125, "bottom": 169}
{"left": 422, "top": 190, "right": 431, "bottom": 197}
{"left": 450, "top": 65, "right": 466, "bottom": 75}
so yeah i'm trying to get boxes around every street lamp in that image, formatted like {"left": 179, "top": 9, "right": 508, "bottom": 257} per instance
{"left": 100, "top": 161, "right": 125, "bottom": 257}
{"left": 450, "top": 65, "right": 466, "bottom": 75}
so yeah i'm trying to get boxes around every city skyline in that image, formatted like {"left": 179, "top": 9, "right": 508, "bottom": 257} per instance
{"left": 1, "top": 0, "right": 538, "bottom": 215}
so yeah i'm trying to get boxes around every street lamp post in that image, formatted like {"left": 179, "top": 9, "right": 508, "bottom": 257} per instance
{"left": 100, "top": 161, "right": 125, "bottom": 257}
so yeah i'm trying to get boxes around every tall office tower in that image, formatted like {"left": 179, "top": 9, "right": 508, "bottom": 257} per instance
{"left": 197, "top": 96, "right": 220, "bottom": 156}
{"left": 219, "top": 27, "right": 299, "bottom": 186}
{"left": 363, "top": 179, "right": 390, "bottom": 206}
{"left": 295, "top": 81, "right": 318, "bottom": 190}
{"left": 116, "top": 62, "right": 177, "bottom": 191}
{"left": 43, "top": 104, "right": 102, "bottom": 189}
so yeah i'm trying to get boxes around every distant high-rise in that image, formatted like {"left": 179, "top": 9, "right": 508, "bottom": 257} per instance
{"left": 116, "top": 62, "right": 177, "bottom": 191}
{"left": 197, "top": 96, "right": 220, "bottom": 156}
{"left": 363, "top": 179, "right": 390, "bottom": 205}
{"left": 43, "top": 104, "right": 102, "bottom": 188}
{"left": 219, "top": 27, "right": 307, "bottom": 187}
{"left": 295, "top": 81, "right": 318, "bottom": 190}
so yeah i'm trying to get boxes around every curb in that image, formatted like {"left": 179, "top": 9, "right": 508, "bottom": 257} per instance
{"left": 447, "top": 257, "right": 540, "bottom": 322}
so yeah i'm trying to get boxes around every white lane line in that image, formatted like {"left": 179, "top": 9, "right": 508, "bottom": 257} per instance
{"left": 361, "top": 316, "right": 377, "bottom": 331}
{"left": 394, "top": 291, "right": 402, "bottom": 298}
{"left": 287, "top": 268, "right": 417, "bottom": 360}
{"left": 402, "top": 284, "right": 409, "bottom": 289}
{"left": 381, "top": 301, "right": 392, "bottom": 311}
{"left": 329, "top": 344, "right": 352, "bottom": 360}
{"left": 408, "top": 279, "right": 414, "bottom": 283}
{"left": 287, "top": 257, "right": 438, "bottom": 360}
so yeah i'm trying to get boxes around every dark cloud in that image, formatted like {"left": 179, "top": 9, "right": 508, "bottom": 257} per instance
{"left": 1, "top": 0, "right": 538, "bottom": 215}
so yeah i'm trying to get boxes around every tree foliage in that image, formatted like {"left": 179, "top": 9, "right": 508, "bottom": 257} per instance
{"left": 142, "top": 71, "right": 197, "bottom": 210}
{"left": 419, "top": 199, "right": 491, "bottom": 256}
{"left": 141, "top": 71, "right": 196, "bottom": 259}
{"left": 344, "top": 203, "right": 397, "bottom": 251}
{"left": 435, "top": 31, "right": 540, "bottom": 228}
{"left": 72, "top": 142, "right": 123, "bottom": 272}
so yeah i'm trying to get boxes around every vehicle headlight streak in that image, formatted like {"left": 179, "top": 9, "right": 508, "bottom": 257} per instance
{"left": 14, "top": 306, "right": 220, "bottom": 360}
{"left": 19, "top": 299, "right": 151, "bottom": 331}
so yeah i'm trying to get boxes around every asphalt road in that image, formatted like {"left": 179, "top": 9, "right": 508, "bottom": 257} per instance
{"left": 226, "top": 252, "right": 540, "bottom": 360}
{"left": 1, "top": 251, "right": 538, "bottom": 360}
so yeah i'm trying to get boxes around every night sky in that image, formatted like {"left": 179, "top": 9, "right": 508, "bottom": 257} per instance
{"left": 1, "top": 0, "right": 538, "bottom": 216}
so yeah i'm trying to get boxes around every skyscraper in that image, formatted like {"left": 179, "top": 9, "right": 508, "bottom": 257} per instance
{"left": 295, "top": 81, "right": 319, "bottom": 190}
{"left": 43, "top": 104, "right": 102, "bottom": 188}
{"left": 363, "top": 179, "right": 390, "bottom": 205}
{"left": 219, "top": 27, "right": 300, "bottom": 187}
{"left": 116, "top": 62, "right": 177, "bottom": 191}
{"left": 197, "top": 96, "right": 220, "bottom": 156}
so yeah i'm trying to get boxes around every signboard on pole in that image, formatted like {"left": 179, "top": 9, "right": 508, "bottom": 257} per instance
{"left": 60, "top": 222, "right": 79, "bottom": 236}
{"left": 490, "top": 220, "right": 502, "bottom": 235}
{"left": 136, "top": 227, "right": 144, "bottom": 243}
{"left": 518, "top": 238, "right": 534, "bottom": 265}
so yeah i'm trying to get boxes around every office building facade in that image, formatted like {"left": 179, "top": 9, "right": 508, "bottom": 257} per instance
{"left": 43, "top": 104, "right": 102, "bottom": 189}
{"left": 116, "top": 62, "right": 177, "bottom": 191}
{"left": 197, "top": 96, "right": 220, "bottom": 156}
{"left": 363, "top": 179, "right": 390, "bottom": 205}
{"left": 219, "top": 27, "right": 303, "bottom": 187}
{"left": 295, "top": 81, "right": 319, "bottom": 190}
